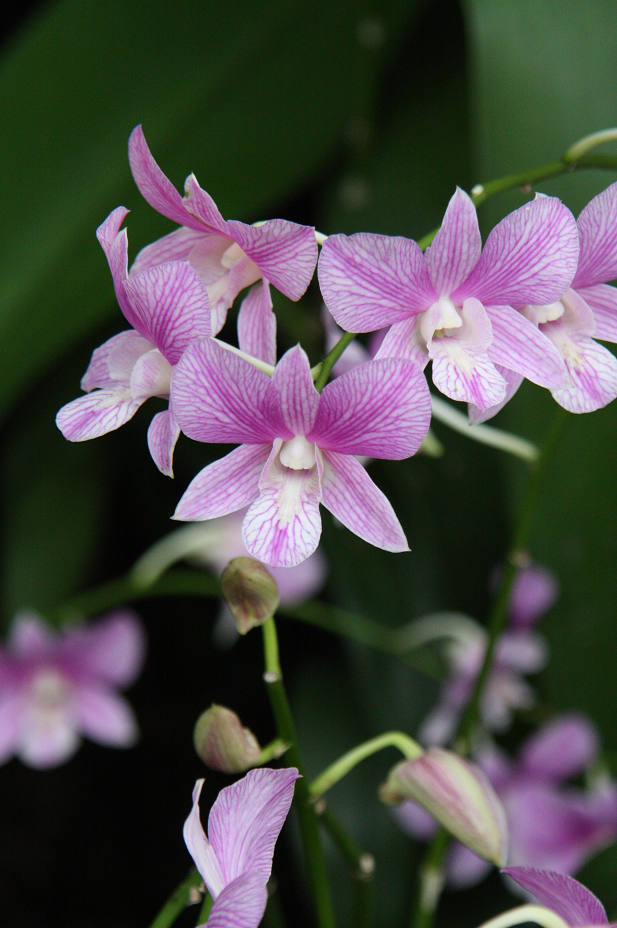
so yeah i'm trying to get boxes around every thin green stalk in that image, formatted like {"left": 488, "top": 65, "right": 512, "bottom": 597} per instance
{"left": 309, "top": 732, "right": 422, "bottom": 799}
{"left": 312, "top": 331, "right": 356, "bottom": 390}
{"left": 410, "top": 829, "right": 449, "bottom": 928}
{"left": 261, "top": 617, "right": 336, "bottom": 928}
{"left": 148, "top": 868, "right": 202, "bottom": 928}
{"left": 317, "top": 805, "right": 375, "bottom": 928}
{"left": 410, "top": 410, "right": 568, "bottom": 928}
{"left": 195, "top": 893, "right": 213, "bottom": 925}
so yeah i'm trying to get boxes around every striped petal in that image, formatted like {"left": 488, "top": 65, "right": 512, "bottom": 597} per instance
{"left": 56, "top": 389, "right": 142, "bottom": 441}
{"left": 147, "top": 409, "right": 181, "bottom": 477}
{"left": 271, "top": 346, "right": 320, "bottom": 435}
{"left": 431, "top": 345, "right": 506, "bottom": 410}
{"left": 229, "top": 217, "right": 318, "bottom": 301}
{"left": 205, "top": 871, "right": 268, "bottom": 928}
{"left": 174, "top": 444, "right": 271, "bottom": 522}
{"left": 237, "top": 281, "right": 276, "bottom": 366}
{"left": 551, "top": 335, "right": 617, "bottom": 412}
{"left": 503, "top": 867, "right": 608, "bottom": 926}
{"left": 576, "top": 284, "right": 617, "bottom": 343}
{"left": 573, "top": 181, "right": 617, "bottom": 288}
{"left": 81, "top": 331, "right": 153, "bottom": 391}
{"left": 425, "top": 188, "right": 482, "bottom": 295}
{"left": 486, "top": 305, "right": 568, "bottom": 388}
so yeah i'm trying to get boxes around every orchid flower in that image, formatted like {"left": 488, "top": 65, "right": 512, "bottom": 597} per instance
{"left": 128, "top": 125, "right": 318, "bottom": 365}
{"left": 502, "top": 867, "right": 617, "bottom": 927}
{"left": 397, "top": 715, "right": 617, "bottom": 888}
{"left": 318, "top": 189, "right": 579, "bottom": 411}
{"left": 56, "top": 207, "right": 212, "bottom": 475}
{"left": 170, "top": 339, "right": 431, "bottom": 567}
{"left": 0, "top": 610, "right": 145, "bottom": 768}
{"left": 183, "top": 767, "right": 299, "bottom": 928}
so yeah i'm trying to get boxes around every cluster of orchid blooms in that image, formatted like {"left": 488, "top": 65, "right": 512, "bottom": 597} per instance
{"left": 2, "top": 125, "right": 617, "bottom": 928}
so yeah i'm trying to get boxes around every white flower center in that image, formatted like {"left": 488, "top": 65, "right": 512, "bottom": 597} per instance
{"left": 279, "top": 436, "right": 316, "bottom": 471}
{"left": 26, "top": 667, "right": 72, "bottom": 729}
{"left": 220, "top": 242, "right": 247, "bottom": 270}
{"left": 524, "top": 300, "right": 565, "bottom": 325}
{"left": 420, "top": 297, "right": 463, "bottom": 344}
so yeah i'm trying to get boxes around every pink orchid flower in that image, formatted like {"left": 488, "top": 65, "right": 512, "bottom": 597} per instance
{"left": 183, "top": 768, "right": 299, "bottom": 928}
{"left": 170, "top": 339, "right": 431, "bottom": 567}
{"left": 318, "top": 189, "right": 579, "bottom": 411}
{"left": 56, "top": 207, "right": 212, "bottom": 475}
{"left": 503, "top": 867, "right": 617, "bottom": 927}
{"left": 128, "top": 125, "right": 318, "bottom": 365}
{"left": 0, "top": 610, "right": 145, "bottom": 768}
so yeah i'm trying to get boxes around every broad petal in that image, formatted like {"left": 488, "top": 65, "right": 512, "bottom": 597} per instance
{"left": 576, "top": 284, "right": 617, "bottom": 342}
{"left": 487, "top": 305, "right": 568, "bottom": 388}
{"left": 208, "top": 767, "right": 300, "bottom": 883}
{"left": 503, "top": 867, "right": 608, "bottom": 926}
{"left": 573, "top": 181, "right": 617, "bottom": 288}
{"left": 131, "top": 227, "right": 210, "bottom": 275}
{"left": 205, "top": 871, "right": 268, "bottom": 928}
{"left": 318, "top": 232, "right": 435, "bottom": 331}
{"left": 425, "top": 188, "right": 482, "bottom": 295}
{"left": 62, "top": 611, "right": 145, "bottom": 687}
{"left": 74, "top": 684, "right": 138, "bottom": 746}
{"left": 125, "top": 261, "right": 212, "bottom": 363}
{"left": 183, "top": 779, "right": 226, "bottom": 897}
{"left": 551, "top": 335, "right": 617, "bottom": 412}
{"left": 271, "top": 346, "right": 320, "bottom": 435}
{"left": 237, "top": 281, "right": 276, "bottom": 366}
{"left": 56, "top": 389, "right": 142, "bottom": 441}
{"left": 375, "top": 317, "right": 429, "bottom": 368}
{"left": 456, "top": 196, "right": 579, "bottom": 307}
{"left": 311, "top": 359, "right": 431, "bottom": 458}
{"left": 320, "top": 450, "right": 409, "bottom": 553}
{"left": 174, "top": 444, "right": 271, "bottom": 522}
{"left": 148, "top": 409, "right": 181, "bottom": 477}
{"left": 431, "top": 345, "right": 506, "bottom": 410}
{"left": 519, "top": 714, "right": 598, "bottom": 781}
{"left": 468, "top": 367, "right": 523, "bottom": 424}
{"left": 229, "top": 217, "right": 318, "bottom": 300}
{"left": 81, "top": 331, "right": 153, "bottom": 391}
{"left": 130, "top": 350, "right": 172, "bottom": 402}
{"left": 171, "top": 338, "right": 283, "bottom": 444}
{"left": 128, "top": 126, "right": 204, "bottom": 231}
{"left": 183, "top": 173, "right": 230, "bottom": 234}
{"left": 243, "top": 444, "right": 322, "bottom": 567}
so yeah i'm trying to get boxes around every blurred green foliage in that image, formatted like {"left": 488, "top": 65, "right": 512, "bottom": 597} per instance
{"left": 2, "top": 0, "right": 617, "bottom": 925}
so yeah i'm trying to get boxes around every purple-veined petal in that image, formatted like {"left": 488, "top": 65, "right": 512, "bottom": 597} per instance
{"left": 431, "top": 345, "right": 506, "bottom": 410}
{"left": 171, "top": 339, "right": 284, "bottom": 444}
{"left": 509, "top": 564, "right": 558, "bottom": 629}
{"left": 96, "top": 207, "right": 136, "bottom": 325}
{"left": 375, "top": 317, "right": 429, "bottom": 368}
{"left": 205, "top": 871, "right": 268, "bottom": 928}
{"left": 425, "top": 188, "right": 482, "bottom": 295}
{"left": 238, "top": 281, "right": 276, "bottom": 366}
{"left": 74, "top": 684, "right": 138, "bottom": 746}
{"left": 242, "top": 442, "right": 322, "bottom": 567}
{"left": 310, "top": 358, "right": 431, "bottom": 458}
{"left": 81, "top": 331, "right": 154, "bottom": 391}
{"left": 184, "top": 779, "right": 226, "bottom": 897}
{"left": 56, "top": 389, "right": 142, "bottom": 441}
{"left": 183, "top": 173, "right": 230, "bottom": 234}
{"left": 61, "top": 611, "right": 145, "bottom": 687}
{"left": 0, "top": 692, "right": 22, "bottom": 764}
{"left": 456, "top": 196, "right": 579, "bottom": 308}
{"left": 468, "top": 367, "right": 523, "bottom": 423}
{"left": 271, "top": 346, "right": 320, "bottom": 435}
{"left": 124, "top": 261, "right": 212, "bottom": 363}
{"left": 228, "top": 217, "right": 318, "bottom": 300}
{"left": 131, "top": 227, "right": 213, "bottom": 276}
{"left": 486, "top": 305, "right": 568, "bottom": 388}
{"left": 573, "top": 181, "right": 617, "bottom": 289}
{"left": 519, "top": 714, "right": 598, "bottom": 781}
{"left": 148, "top": 409, "right": 181, "bottom": 477}
{"left": 128, "top": 126, "right": 205, "bottom": 232}
{"left": 207, "top": 767, "right": 300, "bottom": 883}
{"left": 318, "top": 232, "right": 435, "bottom": 331}
{"left": 551, "top": 335, "right": 617, "bottom": 412}
{"left": 130, "top": 350, "right": 172, "bottom": 402}
{"left": 503, "top": 867, "right": 608, "bottom": 926}
{"left": 174, "top": 444, "right": 271, "bottom": 522}
{"left": 576, "top": 284, "right": 617, "bottom": 342}
{"left": 320, "top": 450, "right": 409, "bottom": 553}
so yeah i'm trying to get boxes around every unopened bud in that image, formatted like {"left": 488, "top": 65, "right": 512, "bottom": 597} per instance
{"left": 193, "top": 704, "right": 262, "bottom": 773}
{"left": 379, "top": 747, "right": 508, "bottom": 865}
{"left": 221, "top": 557, "right": 279, "bottom": 634}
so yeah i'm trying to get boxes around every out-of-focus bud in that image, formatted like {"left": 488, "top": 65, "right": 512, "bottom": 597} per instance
{"left": 193, "top": 704, "right": 262, "bottom": 773}
{"left": 379, "top": 747, "right": 508, "bottom": 865}
{"left": 221, "top": 556, "right": 280, "bottom": 634}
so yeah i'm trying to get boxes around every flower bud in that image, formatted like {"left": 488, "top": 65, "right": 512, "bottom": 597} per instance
{"left": 193, "top": 704, "right": 262, "bottom": 773}
{"left": 221, "top": 557, "right": 279, "bottom": 634}
{"left": 379, "top": 747, "right": 508, "bottom": 865}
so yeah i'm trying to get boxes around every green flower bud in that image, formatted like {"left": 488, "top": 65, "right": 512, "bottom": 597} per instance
{"left": 220, "top": 557, "right": 280, "bottom": 634}
{"left": 193, "top": 704, "right": 262, "bottom": 773}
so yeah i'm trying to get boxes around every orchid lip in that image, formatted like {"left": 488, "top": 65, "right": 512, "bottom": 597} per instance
{"left": 279, "top": 436, "right": 317, "bottom": 471}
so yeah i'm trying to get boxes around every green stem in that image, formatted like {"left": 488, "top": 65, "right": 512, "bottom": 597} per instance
{"left": 317, "top": 804, "right": 375, "bottom": 928}
{"left": 309, "top": 732, "right": 422, "bottom": 798}
{"left": 312, "top": 331, "right": 356, "bottom": 391}
{"left": 148, "top": 868, "right": 202, "bottom": 928}
{"left": 195, "top": 893, "right": 213, "bottom": 926}
{"left": 410, "top": 410, "right": 568, "bottom": 928}
{"left": 258, "top": 737, "right": 290, "bottom": 765}
{"left": 261, "top": 617, "right": 336, "bottom": 928}
{"left": 410, "top": 829, "right": 449, "bottom": 928}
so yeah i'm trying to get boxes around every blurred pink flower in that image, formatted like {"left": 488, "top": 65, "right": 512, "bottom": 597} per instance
{"left": 0, "top": 610, "right": 145, "bottom": 768}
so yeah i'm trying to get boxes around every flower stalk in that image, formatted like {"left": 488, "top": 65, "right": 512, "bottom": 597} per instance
{"left": 309, "top": 732, "right": 423, "bottom": 799}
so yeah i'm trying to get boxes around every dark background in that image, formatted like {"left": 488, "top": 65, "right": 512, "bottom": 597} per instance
{"left": 2, "top": 1, "right": 617, "bottom": 925}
